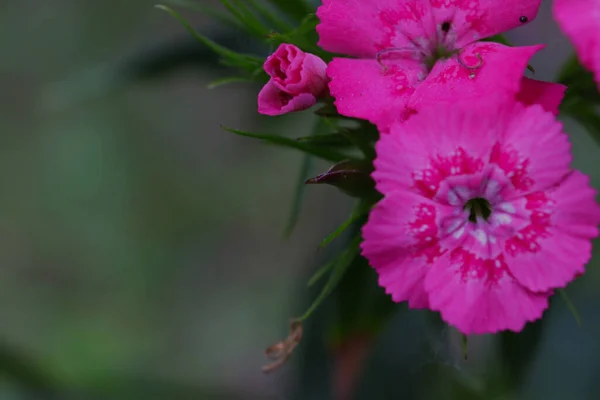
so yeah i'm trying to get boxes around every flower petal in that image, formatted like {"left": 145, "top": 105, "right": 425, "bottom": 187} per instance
{"left": 362, "top": 191, "right": 453, "bottom": 308}
{"left": 516, "top": 78, "right": 567, "bottom": 115}
{"left": 258, "top": 80, "right": 317, "bottom": 116}
{"left": 432, "top": 0, "right": 542, "bottom": 49}
{"left": 493, "top": 103, "right": 572, "bottom": 196}
{"left": 317, "top": 0, "right": 542, "bottom": 58}
{"left": 374, "top": 105, "right": 500, "bottom": 197}
{"left": 504, "top": 171, "right": 600, "bottom": 293}
{"left": 408, "top": 43, "right": 543, "bottom": 113}
{"left": 316, "top": 0, "right": 436, "bottom": 58}
{"left": 425, "top": 249, "right": 549, "bottom": 334}
{"left": 327, "top": 57, "right": 426, "bottom": 130}
{"left": 553, "top": 0, "right": 600, "bottom": 88}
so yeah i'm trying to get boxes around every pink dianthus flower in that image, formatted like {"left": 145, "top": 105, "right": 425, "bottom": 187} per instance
{"left": 361, "top": 103, "right": 600, "bottom": 334}
{"left": 317, "top": 0, "right": 566, "bottom": 130}
{"left": 554, "top": 0, "right": 600, "bottom": 89}
{"left": 258, "top": 44, "right": 329, "bottom": 116}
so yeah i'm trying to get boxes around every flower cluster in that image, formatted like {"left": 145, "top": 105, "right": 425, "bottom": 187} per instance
{"left": 162, "top": 0, "right": 600, "bottom": 341}
{"left": 252, "top": 0, "right": 600, "bottom": 335}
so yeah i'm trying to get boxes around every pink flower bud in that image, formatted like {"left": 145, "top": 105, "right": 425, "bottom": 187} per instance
{"left": 258, "top": 44, "right": 328, "bottom": 116}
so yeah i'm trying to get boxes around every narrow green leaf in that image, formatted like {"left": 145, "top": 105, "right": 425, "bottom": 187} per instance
{"left": 155, "top": 5, "right": 262, "bottom": 72}
{"left": 558, "top": 288, "right": 582, "bottom": 327}
{"left": 221, "top": 126, "right": 355, "bottom": 162}
{"left": 283, "top": 118, "right": 342, "bottom": 237}
{"left": 320, "top": 208, "right": 366, "bottom": 248}
{"left": 307, "top": 259, "right": 335, "bottom": 287}
{"left": 298, "top": 236, "right": 361, "bottom": 322}
{"left": 247, "top": 0, "right": 293, "bottom": 32}
{"left": 296, "top": 132, "right": 353, "bottom": 147}
{"left": 284, "top": 152, "right": 314, "bottom": 237}
{"left": 266, "top": 13, "right": 322, "bottom": 55}
{"left": 266, "top": 0, "right": 312, "bottom": 22}
{"left": 163, "top": 0, "right": 238, "bottom": 26}
{"left": 225, "top": 0, "right": 272, "bottom": 37}
{"left": 207, "top": 76, "right": 255, "bottom": 89}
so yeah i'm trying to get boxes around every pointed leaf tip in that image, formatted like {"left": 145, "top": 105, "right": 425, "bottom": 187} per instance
{"left": 306, "top": 160, "right": 376, "bottom": 199}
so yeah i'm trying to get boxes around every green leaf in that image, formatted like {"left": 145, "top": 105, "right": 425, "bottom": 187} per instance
{"left": 461, "top": 334, "right": 468, "bottom": 360}
{"left": 319, "top": 207, "right": 367, "bottom": 248}
{"left": 155, "top": 5, "right": 262, "bottom": 72}
{"left": 266, "top": 0, "right": 312, "bottom": 23}
{"left": 559, "top": 55, "right": 600, "bottom": 103}
{"left": 283, "top": 118, "right": 332, "bottom": 237}
{"left": 163, "top": 0, "right": 239, "bottom": 27}
{"left": 0, "top": 342, "right": 58, "bottom": 394}
{"left": 207, "top": 76, "right": 255, "bottom": 89}
{"left": 221, "top": 126, "right": 356, "bottom": 162}
{"left": 295, "top": 132, "right": 353, "bottom": 147}
{"left": 266, "top": 13, "right": 322, "bottom": 55}
{"left": 246, "top": 0, "right": 294, "bottom": 32}
{"left": 297, "top": 235, "right": 361, "bottom": 322}
{"left": 307, "top": 259, "right": 336, "bottom": 287}
{"left": 284, "top": 152, "right": 315, "bottom": 237}
{"left": 561, "top": 97, "right": 600, "bottom": 145}
{"left": 219, "top": 0, "right": 270, "bottom": 37}
{"left": 558, "top": 288, "right": 582, "bottom": 327}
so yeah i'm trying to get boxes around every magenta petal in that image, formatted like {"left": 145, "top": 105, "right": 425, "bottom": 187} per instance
{"left": 437, "top": 0, "right": 543, "bottom": 48}
{"left": 425, "top": 250, "right": 549, "bottom": 334}
{"left": 317, "top": 0, "right": 435, "bottom": 58}
{"left": 362, "top": 191, "right": 454, "bottom": 309}
{"left": 409, "top": 43, "right": 543, "bottom": 112}
{"left": 327, "top": 57, "right": 426, "bottom": 130}
{"left": 258, "top": 80, "right": 317, "bottom": 116}
{"left": 554, "top": 0, "right": 600, "bottom": 88}
{"left": 375, "top": 106, "right": 500, "bottom": 196}
{"left": 496, "top": 103, "right": 572, "bottom": 195}
{"left": 317, "top": 0, "right": 542, "bottom": 58}
{"left": 516, "top": 78, "right": 566, "bottom": 115}
{"left": 504, "top": 171, "right": 600, "bottom": 293}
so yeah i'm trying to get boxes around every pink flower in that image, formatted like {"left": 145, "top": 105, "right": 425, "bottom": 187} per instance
{"left": 361, "top": 103, "right": 600, "bottom": 334}
{"left": 554, "top": 0, "right": 600, "bottom": 89}
{"left": 317, "top": 0, "right": 565, "bottom": 130}
{"left": 258, "top": 44, "right": 328, "bottom": 116}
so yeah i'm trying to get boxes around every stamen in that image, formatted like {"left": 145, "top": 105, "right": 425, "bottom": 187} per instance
{"left": 376, "top": 47, "right": 426, "bottom": 71}
{"left": 464, "top": 197, "right": 492, "bottom": 223}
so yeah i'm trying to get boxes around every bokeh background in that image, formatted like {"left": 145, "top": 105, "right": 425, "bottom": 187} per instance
{"left": 1, "top": 0, "right": 599, "bottom": 399}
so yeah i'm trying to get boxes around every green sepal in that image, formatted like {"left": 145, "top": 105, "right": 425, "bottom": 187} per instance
{"left": 305, "top": 160, "right": 377, "bottom": 199}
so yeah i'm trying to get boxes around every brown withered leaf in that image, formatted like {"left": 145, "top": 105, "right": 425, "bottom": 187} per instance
{"left": 262, "top": 320, "right": 303, "bottom": 373}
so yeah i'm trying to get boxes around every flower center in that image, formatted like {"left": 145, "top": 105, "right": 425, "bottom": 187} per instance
{"left": 464, "top": 197, "right": 492, "bottom": 223}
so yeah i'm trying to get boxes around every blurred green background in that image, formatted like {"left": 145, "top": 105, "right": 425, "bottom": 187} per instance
{"left": 1, "top": 0, "right": 600, "bottom": 399}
